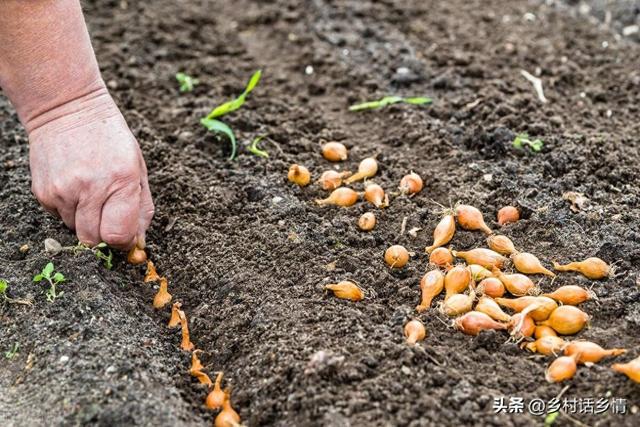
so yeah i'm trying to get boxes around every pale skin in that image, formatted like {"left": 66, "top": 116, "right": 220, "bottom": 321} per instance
{"left": 0, "top": 0, "right": 154, "bottom": 250}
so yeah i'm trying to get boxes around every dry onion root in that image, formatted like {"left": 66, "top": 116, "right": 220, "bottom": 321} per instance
{"left": 206, "top": 372, "right": 226, "bottom": 410}
{"left": 404, "top": 319, "right": 426, "bottom": 344}
{"left": 318, "top": 170, "right": 351, "bottom": 190}
{"left": 144, "top": 260, "right": 160, "bottom": 282}
{"left": 491, "top": 267, "right": 536, "bottom": 296}
{"left": 612, "top": 356, "right": 640, "bottom": 383}
{"left": 399, "top": 172, "right": 423, "bottom": 195}
{"left": 476, "top": 278, "right": 505, "bottom": 298}
{"left": 322, "top": 142, "right": 348, "bottom": 162}
{"left": 214, "top": 389, "right": 241, "bottom": 427}
{"left": 497, "top": 206, "right": 520, "bottom": 226}
{"left": 364, "top": 183, "right": 389, "bottom": 208}
{"left": 454, "top": 311, "right": 507, "bottom": 336}
{"left": 511, "top": 252, "right": 555, "bottom": 277}
{"left": 543, "top": 285, "right": 596, "bottom": 306}
{"left": 552, "top": 257, "right": 611, "bottom": 280}
{"left": 455, "top": 204, "right": 492, "bottom": 235}
{"left": 538, "top": 305, "right": 590, "bottom": 335}
{"left": 425, "top": 214, "right": 455, "bottom": 253}
{"left": 475, "top": 296, "right": 511, "bottom": 322}
{"left": 416, "top": 270, "right": 444, "bottom": 312}
{"left": 153, "top": 277, "right": 172, "bottom": 309}
{"left": 452, "top": 248, "right": 506, "bottom": 269}
{"left": 345, "top": 157, "right": 378, "bottom": 183}
{"left": 358, "top": 212, "right": 376, "bottom": 231}
{"left": 384, "top": 245, "right": 409, "bottom": 268}
{"left": 324, "top": 281, "right": 364, "bottom": 301}
{"left": 288, "top": 164, "right": 311, "bottom": 186}
{"left": 563, "top": 341, "right": 626, "bottom": 364}
{"left": 168, "top": 302, "right": 182, "bottom": 328}
{"left": 315, "top": 187, "right": 359, "bottom": 207}
{"left": 444, "top": 265, "right": 472, "bottom": 298}
{"left": 525, "top": 336, "right": 566, "bottom": 356}
{"left": 429, "top": 247, "right": 453, "bottom": 269}
{"left": 545, "top": 352, "right": 581, "bottom": 383}
{"left": 486, "top": 235, "right": 517, "bottom": 255}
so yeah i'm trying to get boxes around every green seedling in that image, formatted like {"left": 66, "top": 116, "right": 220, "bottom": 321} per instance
{"left": 349, "top": 95, "right": 432, "bottom": 112}
{"left": 93, "top": 243, "right": 113, "bottom": 270}
{"left": 0, "top": 279, "right": 6, "bottom": 296}
{"left": 513, "top": 133, "right": 543, "bottom": 152}
{"left": 33, "top": 262, "right": 65, "bottom": 302}
{"left": 544, "top": 411, "right": 559, "bottom": 426}
{"left": 176, "top": 72, "right": 199, "bottom": 93}
{"left": 4, "top": 342, "right": 19, "bottom": 360}
{"left": 248, "top": 135, "right": 269, "bottom": 158}
{"left": 201, "top": 69, "right": 262, "bottom": 160}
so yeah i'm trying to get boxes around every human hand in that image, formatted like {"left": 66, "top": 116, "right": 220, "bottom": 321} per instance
{"left": 28, "top": 90, "right": 154, "bottom": 250}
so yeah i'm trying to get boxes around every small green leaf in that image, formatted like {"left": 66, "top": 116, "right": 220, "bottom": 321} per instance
{"left": 53, "top": 272, "right": 65, "bottom": 283}
{"left": 96, "top": 242, "right": 107, "bottom": 249}
{"left": 403, "top": 97, "right": 432, "bottom": 105}
{"left": 33, "top": 274, "right": 43, "bottom": 283}
{"left": 206, "top": 69, "right": 262, "bottom": 119}
{"left": 529, "top": 138, "right": 544, "bottom": 152}
{"left": 200, "top": 118, "right": 237, "bottom": 160}
{"left": 349, "top": 95, "right": 431, "bottom": 111}
{"left": 544, "top": 411, "right": 559, "bottom": 426}
{"left": 248, "top": 135, "right": 269, "bottom": 158}
{"left": 0, "top": 279, "right": 7, "bottom": 295}
{"left": 43, "top": 262, "right": 54, "bottom": 278}
{"left": 176, "top": 72, "right": 198, "bottom": 93}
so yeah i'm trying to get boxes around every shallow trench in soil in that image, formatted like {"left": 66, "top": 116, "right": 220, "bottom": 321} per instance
{"left": 1, "top": 0, "right": 640, "bottom": 426}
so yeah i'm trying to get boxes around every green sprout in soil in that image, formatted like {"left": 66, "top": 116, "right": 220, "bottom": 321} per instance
{"left": 248, "top": 134, "right": 269, "bottom": 158}
{"left": 33, "top": 262, "right": 65, "bottom": 303}
{"left": 348, "top": 95, "right": 432, "bottom": 112}
{"left": 513, "top": 133, "right": 543, "bottom": 152}
{"left": 4, "top": 342, "right": 19, "bottom": 360}
{"left": 544, "top": 411, "right": 559, "bottom": 426}
{"left": 176, "top": 72, "right": 199, "bottom": 93}
{"left": 62, "top": 241, "right": 113, "bottom": 270}
{"left": 201, "top": 69, "right": 262, "bottom": 160}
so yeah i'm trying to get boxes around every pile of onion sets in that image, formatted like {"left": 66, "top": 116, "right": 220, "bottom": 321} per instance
{"left": 287, "top": 149, "right": 635, "bottom": 385}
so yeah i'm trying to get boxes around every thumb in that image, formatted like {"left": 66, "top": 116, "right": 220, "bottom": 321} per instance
{"left": 100, "top": 184, "right": 140, "bottom": 250}
{"left": 136, "top": 155, "right": 154, "bottom": 248}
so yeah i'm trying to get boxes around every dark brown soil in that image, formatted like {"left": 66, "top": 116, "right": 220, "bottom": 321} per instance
{"left": 1, "top": 0, "right": 639, "bottom": 426}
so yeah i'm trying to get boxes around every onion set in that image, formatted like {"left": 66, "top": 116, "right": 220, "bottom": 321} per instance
{"left": 345, "top": 157, "right": 378, "bottom": 183}
{"left": 612, "top": 356, "right": 640, "bottom": 383}
{"left": 440, "top": 289, "right": 475, "bottom": 317}
{"left": 497, "top": 206, "right": 519, "bottom": 226}
{"left": 525, "top": 336, "right": 566, "bottom": 356}
{"left": 543, "top": 285, "right": 595, "bottom": 306}
{"left": 322, "top": 142, "right": 348, "bottom": 162}
{"left": 214, "top": 390, "right": 241, "bottom": 427}
{"left": 455, "top": 204, "right": 492, "bottom": 235}
{"left": 153, "top": 277, "right": 172, "bottom": 309}
{"left": 128, "top": 245, "right": 147, "bottom": 265}
{"left": 452, "top": 248, "right": 506, "bottom": 269}
{"left": 425, "top": 214, "right": 455, "bottom": 253}
{"left": 476, "top": 277, "right": 505, "bottom": 298}
{"left": 384, "top": 245, "right": 409, "bottom": 268}
{"left": 358, "top": 212, "right": 376, "bottom": 231}
{"left": 316, "top": 187, "right": 358, "bottom": 207}
{"left": 288, "top": 164, "right": 311, "bottom": 187}
{"left": 416, "top": 270, "right": 444, "bottom": 312}
{"left": 511, "top": 252, "right": 555, "bottom": 277}
{"left": 144, "top": 260, "right": 160, "bottom": 282}
{"left": 553, "top": 257, "right": 610, "bottom": 280}
{"left": 486, "top": 235, "right": 517, "bottom": 255}
{"left": 399, "top": 172, "right": 423, "bottom": 195}
{"left": 491, "top": 267, "right": 535, "bottom": 296}
{"left": 475, "top": 296, "right": 511, "bottom": 322}
{"left": 564, "top": 341, "right": 626, "bottom": 364}
{"left": 444, "top": 265, "right": 471, "bottom": 297}
{"left": 318, "top": 170, "right": 351, "bottom": 190}
{"left": 364, "top": 183, "right": 389, "bottom": 208}
{"left": 404, "top": 319, "right": 426, "bottom": 344}
{"left": 538, "top": 306, "right": 589, "bottom": 335}
{"left": 429, "top": 247, "right": 453, "bottom": 269}
{"left": 545, "top": 353, "right": 580, "bottom": 383}
{"left": 454, "top": 311, "right": 507, "bottom": 336}
{"left": 206, "top": 372, "right": 226, "bottom": 410}
{"left": 324, "top": 281, "right": 364, "bottom": 301}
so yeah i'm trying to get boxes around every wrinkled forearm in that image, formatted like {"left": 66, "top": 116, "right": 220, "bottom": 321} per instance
{"left": 0, "top": 0, "right": 105, "bottom": 133}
